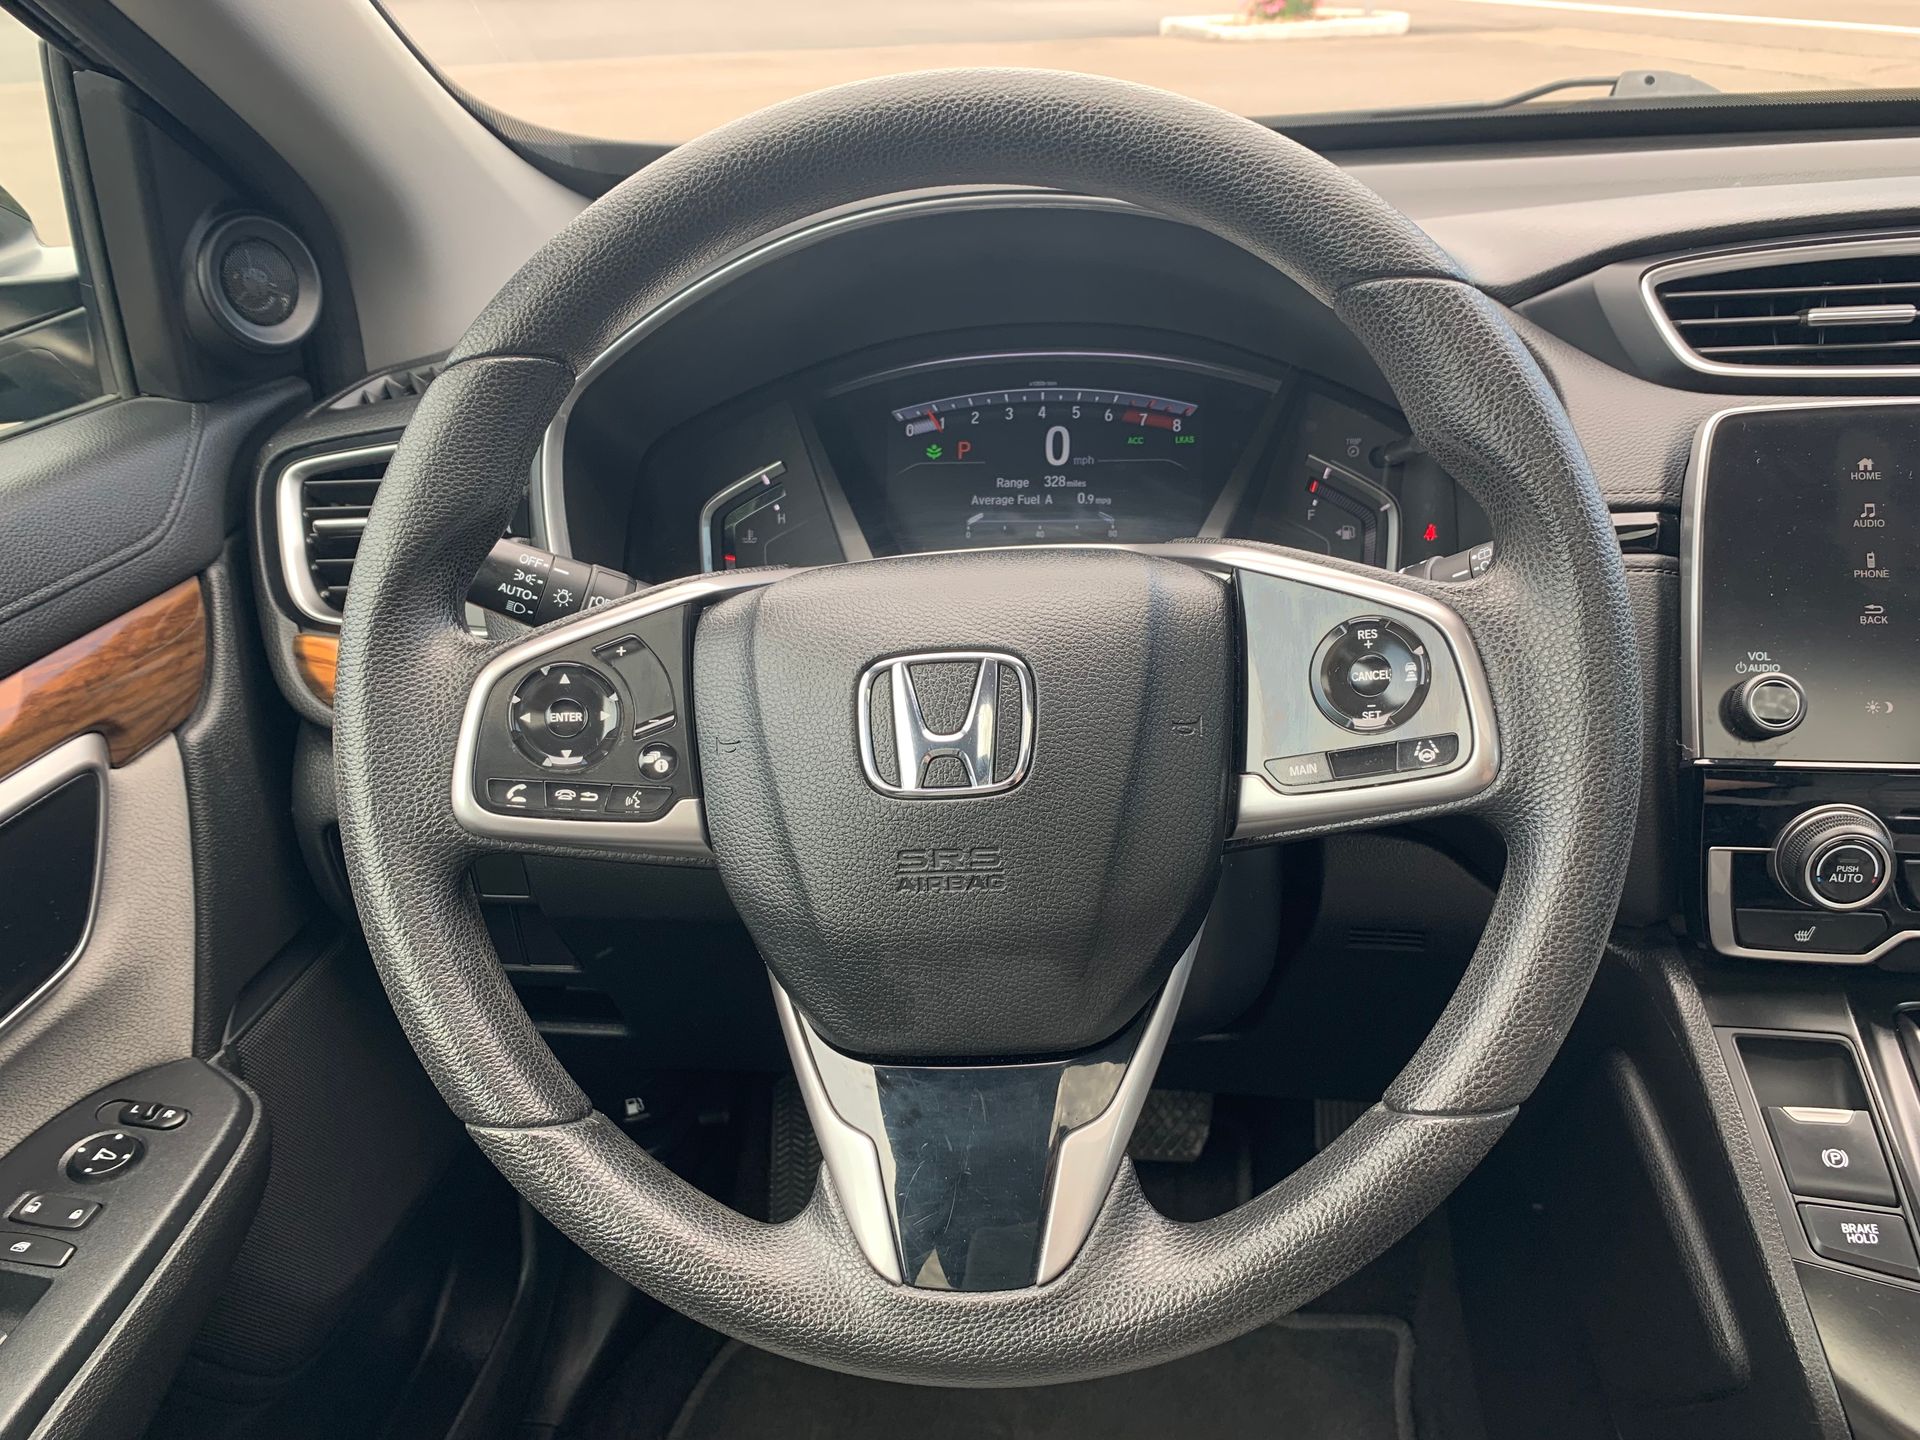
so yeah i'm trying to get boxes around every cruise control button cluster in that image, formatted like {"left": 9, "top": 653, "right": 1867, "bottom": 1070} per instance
{"left": 507, "top": 664, "right": 621, "bottom": 771}
{"left": 1311, "top": 618, "right": 1430, "bottom": 733}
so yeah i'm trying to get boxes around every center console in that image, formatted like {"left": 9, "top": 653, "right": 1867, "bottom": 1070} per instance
{"left": 1684, "top": 401, "right": 1920, "bottom": 1435}
{"left": 1685, "top": 400, "right": 1920, "bottom": 968}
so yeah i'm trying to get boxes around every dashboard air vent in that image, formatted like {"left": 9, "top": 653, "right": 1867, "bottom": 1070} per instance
{"left": 1648, "top": 240, "right": 1920, "bottom": 376}
{"left": 275, "top": 444, "right": 395, "bottom": 625}
{"left": 327, "top": 358, "right": 446, "bottom": 409}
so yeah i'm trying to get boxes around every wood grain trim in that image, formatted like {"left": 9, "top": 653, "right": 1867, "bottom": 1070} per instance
{"left": 292, "top": 633, "right": 338, "bottom": 707}
{"left": 0, "top": 580, "right": 207, "bottom": 779}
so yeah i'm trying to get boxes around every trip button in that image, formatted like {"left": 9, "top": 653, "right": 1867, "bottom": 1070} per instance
{"left": 1765, "top": 1106, "right": 1898, "bottom": 1206}
{"left": 7, "top": 1194, "right": 99, "bottom": 1230}
{"left": 64, "top": 1131, "right": 143, "bottom": 1182}
{"left": 0, "top": 1233, "right": 74, "bottom": 1268}
{"left": 1732, "top": 909, "right": 1887, "bottom": 954}
{"left": 1264, "top": 753, "right": 1329, "bottom": 788}
{"left": 1799, "top": 1204, "right": 1920, "bottom": 1281}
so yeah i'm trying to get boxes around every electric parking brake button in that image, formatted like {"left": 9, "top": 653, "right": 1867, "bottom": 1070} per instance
{"left": 1799, "top": 1204, "right": 1920, "bottom": 1282}
{"left": 1765, "top": 1106, "right": 1898, "bottom": 1207}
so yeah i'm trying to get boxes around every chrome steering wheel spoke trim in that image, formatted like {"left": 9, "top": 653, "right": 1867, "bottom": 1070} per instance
{"left": 774, "top": 934, "right": 1201, "bottom": 1290}
{"left": 1143, "top": 543, "right": 1499, "bottom": 843}
{"left": 450, "top": 569, "right": 781, "bottom": 855}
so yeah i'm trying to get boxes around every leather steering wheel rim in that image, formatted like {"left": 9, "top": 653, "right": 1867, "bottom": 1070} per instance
{"left": 334, "top": 69, "right": 1640, "bottom": 1385}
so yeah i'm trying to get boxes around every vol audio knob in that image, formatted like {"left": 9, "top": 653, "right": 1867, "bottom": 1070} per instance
{"left": 1725, "top": 673, "right": 1806, "bottom": 740}
{"left": 1773, "top": 806, "right": 1893, "bottom": 911}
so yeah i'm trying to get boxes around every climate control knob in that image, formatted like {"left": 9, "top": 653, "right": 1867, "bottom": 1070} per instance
{"left": 1773, "top": 806, "right": 1893, "bottom": 911}
{"left": 1724, "top": 673, "right": 1806, "bottom": 740}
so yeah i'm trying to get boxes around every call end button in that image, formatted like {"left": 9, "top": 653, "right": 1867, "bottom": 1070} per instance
{"left": 1264, "top": 753, "right": 1329, "bottom": 788}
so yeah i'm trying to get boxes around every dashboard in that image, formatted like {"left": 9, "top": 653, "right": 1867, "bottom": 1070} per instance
{"left": 620, "top": 342, "right": 1484, "bottom": 582}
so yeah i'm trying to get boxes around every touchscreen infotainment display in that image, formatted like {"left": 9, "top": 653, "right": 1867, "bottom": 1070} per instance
{"left": 1692, "top": 403, "right": 1920, "bottom": 763}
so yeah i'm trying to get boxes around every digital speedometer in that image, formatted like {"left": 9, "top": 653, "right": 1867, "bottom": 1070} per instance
{"left": 880, "top": 384, "right": 1208, "bottom": 551}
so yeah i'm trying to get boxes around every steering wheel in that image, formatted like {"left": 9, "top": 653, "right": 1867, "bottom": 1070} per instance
{"left": 334, "top": 70, "right": 1639, "bottom": 1386}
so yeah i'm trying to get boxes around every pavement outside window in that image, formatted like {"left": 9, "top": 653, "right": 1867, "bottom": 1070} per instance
{"left": 381, "top": 0, "right": 1920, "bottom": 143}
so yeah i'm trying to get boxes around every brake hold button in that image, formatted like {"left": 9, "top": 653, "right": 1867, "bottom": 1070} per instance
{"left": 1799, "top": 1204, "right": 1920, "bottom": 1282}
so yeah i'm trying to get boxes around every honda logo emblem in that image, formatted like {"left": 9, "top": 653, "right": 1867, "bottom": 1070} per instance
{"left": 857, "top": 651, "right": 1033, "bottom": 797}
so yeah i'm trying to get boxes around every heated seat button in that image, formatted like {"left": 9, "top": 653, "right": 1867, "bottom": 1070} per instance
{"left": 8, "top": 1194, "right": 99, "bottom": 1230}
{"left": 1765, "top": 1106, "right": 1898, "bottom": 1206}
{"left": 1732, "top": 909, "right": 1887, "bottom": 954}
{"left": 1799, "top": 1204, "right": 1920, "bottom": 1281}
{"left": 64, "top": 1131, "right": 143, "bottom": 1182}
{"left": 0, "top": 1233, "right": 74, "bottom": 1268}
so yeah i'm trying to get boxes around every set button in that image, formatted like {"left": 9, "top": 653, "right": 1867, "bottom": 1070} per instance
{"left": 1311, "top": 618, "right": 1430, "bottom": 733}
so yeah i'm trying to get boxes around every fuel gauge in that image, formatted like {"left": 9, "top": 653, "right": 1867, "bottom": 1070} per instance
{"left": 1271, "top": 456, "right": 1399, "bottom": 569}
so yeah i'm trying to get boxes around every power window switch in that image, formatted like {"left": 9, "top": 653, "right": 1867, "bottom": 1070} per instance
{"left": 0, "top": 1232, "right": 75, "bottom": 1268}
{"left": 1765, "top": 1106, "right": 1898, "bottom": 1207}
{"left": 8, "top": 1193, "right": 100, "bottom": 1230}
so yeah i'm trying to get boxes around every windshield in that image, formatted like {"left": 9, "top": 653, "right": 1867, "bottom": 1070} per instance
{"left": 380, "top": 0, "right": 1920, "bottom": 143}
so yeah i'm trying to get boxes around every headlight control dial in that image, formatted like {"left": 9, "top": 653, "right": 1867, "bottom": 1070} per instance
{"left": 1310, "top": 616, "right": 1431, "bottom": 733}
{"left": 1773, "top": 805, "right": 1893, "bottom": 911}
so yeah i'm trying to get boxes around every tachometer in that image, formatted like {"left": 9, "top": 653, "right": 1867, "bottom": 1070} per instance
{"left": 881, "top": 384, "right": 1207, "bottom": 551}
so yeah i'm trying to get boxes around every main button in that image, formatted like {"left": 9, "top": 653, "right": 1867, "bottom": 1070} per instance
{"left": 1799, "top": 1203, "right": 1920, "bottom": 1281}
{"left": 1765, "top": 1106, "right": 1898, "bottom": 1206}
{"left": 1810, "top": 842, "right": 1887, "bottom": 907}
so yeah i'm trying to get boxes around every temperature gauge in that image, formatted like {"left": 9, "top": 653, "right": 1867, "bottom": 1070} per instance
{"left": 702, "top": 461, "right": 799, "bottom": 571}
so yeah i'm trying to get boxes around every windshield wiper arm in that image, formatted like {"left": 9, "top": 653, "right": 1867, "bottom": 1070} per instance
{"left": 1419, "top": 68, "right": 1721, "bottom": 115}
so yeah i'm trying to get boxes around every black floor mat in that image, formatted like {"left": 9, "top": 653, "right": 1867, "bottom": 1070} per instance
{"left": 665, "top": 1316, "right": 1413, "bottom": 1440}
